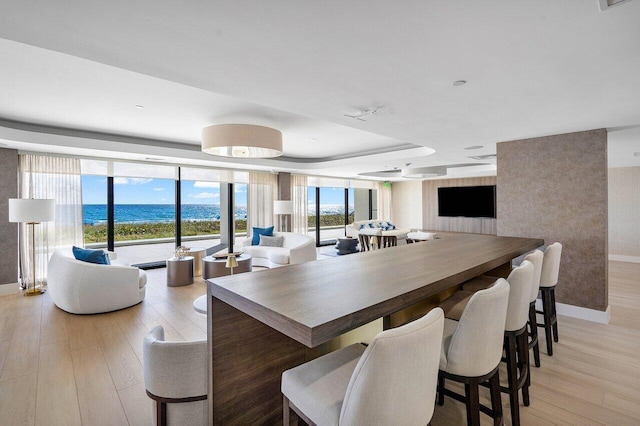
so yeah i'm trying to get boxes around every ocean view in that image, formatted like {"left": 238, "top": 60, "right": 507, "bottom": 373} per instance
{"left": 83, "top": 204, "right": 247, "bottom": 225}
{"left": 83, "top": 204, "right": 354, "bottom": 225}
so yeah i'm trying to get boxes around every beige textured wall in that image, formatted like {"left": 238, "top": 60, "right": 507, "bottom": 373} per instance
{"left": 497, "top": 129, "right": 608, "bottom": 311}
{"left": 608, "top": 167, "right": 640, "bottom": 257}
{"left": 0, "top": 149, "right": 18, "bottom": 286}
{"left": 391, "top": 180, "right": 423, "bottom": 229}
{"left": 422, "top": 177, "right": 497, "bottom": 234}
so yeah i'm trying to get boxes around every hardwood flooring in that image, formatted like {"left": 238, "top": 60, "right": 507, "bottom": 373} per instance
{"left": 0, "top": 261, "right": 637, "bottom": 425}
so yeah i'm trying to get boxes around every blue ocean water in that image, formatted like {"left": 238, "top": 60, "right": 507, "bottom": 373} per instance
{"left": 83, "top": 204, "right": 247, "bottom": 225}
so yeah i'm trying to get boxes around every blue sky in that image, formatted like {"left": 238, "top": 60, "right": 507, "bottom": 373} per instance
{"left": 81, "top": 176, "right": 247, "bottom": 205}
{"left": 81, "top": 176, "right": 355, "bottom": 206}
{"left": 308, "top": 186, "right": 354, "bottom": 206}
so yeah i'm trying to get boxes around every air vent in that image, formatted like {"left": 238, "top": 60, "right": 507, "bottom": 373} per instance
{"left": 468, "top": 154, "right": 496, "bottom": 161}
{"left": 599, "top": 0, "right": 634, "bottom": 11}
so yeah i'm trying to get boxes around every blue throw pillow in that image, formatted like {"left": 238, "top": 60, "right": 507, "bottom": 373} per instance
{"left": 386, "top": 221, "right": 397, "bottom": 230}
{"left": 359, "top": 224, "right": 366, "bottom": 230}
{"left": 368, "top": 223, "right": 375, "bottom": 228}
{"left": 72, "top": 246, "right": 110, "bottom": 265}
{"left": 251, "top": 226, "right": 274, "bottom": 245}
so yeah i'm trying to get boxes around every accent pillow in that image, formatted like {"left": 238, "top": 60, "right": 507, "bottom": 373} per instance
{"left": 386, "top": 221, "right": 397, "bottom": 230}
{"left": 368, "top": 222, "right": 376, "bottom": 228}
{"left": 359, "top": 224, "right": 366, "bottom": 230}
{"left": 251, "top": 226, "right": 274, "bottom": 245}
{"left": 259, "top": 235, "right": 284, "bottom": 247}
{"left": 72, "top": 246, "right": 111, "bottom": 265}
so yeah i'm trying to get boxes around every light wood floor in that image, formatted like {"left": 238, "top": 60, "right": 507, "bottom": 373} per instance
{"left": 0, "top": 261, "right": 638, "bottom": 425}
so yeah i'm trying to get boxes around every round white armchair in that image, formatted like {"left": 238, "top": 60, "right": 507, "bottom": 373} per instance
{"left": 47, "top": 248, "right": 146, "bottom": 314}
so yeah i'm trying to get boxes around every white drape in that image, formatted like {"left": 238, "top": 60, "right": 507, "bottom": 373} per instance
{"left": 291, "top": 175, "right": 308, "bottom": 235}
{"left": 18, "top": 155, "right": 84, "bottom": 288}
{"left": 377, "top": 181, "right": 392, "bottom": 221}
{"left": 248, "top": 172, "right": 277, "bottom": 235}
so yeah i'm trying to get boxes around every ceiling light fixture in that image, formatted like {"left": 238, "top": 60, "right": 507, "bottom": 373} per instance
{"left": 634, "top": 152, "right": 640, "bottom": 157}
{"left": 135, "top": 105, "right": 144, "bottom": 109}
{"left": 202, "top": 124, "right": 283, "bottom": 158}
{"left": 464, "top": 145, "right": 484, "bottom": 150}
{"left": 453, "top": 80, "right": 467, "bottom": 87}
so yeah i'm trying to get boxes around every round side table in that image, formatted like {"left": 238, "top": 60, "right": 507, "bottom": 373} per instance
{"left": 203, "top": 254, "right": 252, "bottom": 280}
{"left": 166, "top": 256, "right": 194, "bottom": 287}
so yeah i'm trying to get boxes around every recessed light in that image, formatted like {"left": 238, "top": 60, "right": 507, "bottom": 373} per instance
{"left": 464, "top": 145, "right": 483, "bottom": 150}
{"left": 144, "top": 157, "right": 165, "bottom": 162}
{"left": 634, "top": 152, "right": 640, "bottom": 157}
{"left": 453, "top": 80, "right": 467, "bottom": 87}
{"left": 135, "top": 105, "right": 145, "bottom": 109}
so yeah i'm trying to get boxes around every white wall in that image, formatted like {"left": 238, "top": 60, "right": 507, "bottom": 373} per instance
{"left": 609, "top": 167, "right": 640, "bottom": 259}
{"left": 390, "top": 181, "right": 423, "bottom": 229}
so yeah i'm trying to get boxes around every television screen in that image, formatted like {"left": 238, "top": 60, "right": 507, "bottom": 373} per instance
{"left": 438, "top": 185, "right": 496, "bottom": 218}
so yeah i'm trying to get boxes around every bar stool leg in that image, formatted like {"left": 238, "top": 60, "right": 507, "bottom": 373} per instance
{"left": 518, "top": 332, "right": 530, "bottom": 407}
{"left": 465, "top": 381, "right": 481, "bottom": 426}
{"left": 528, "top": 302, "right": 541, "bottom": 367}
{"left": 437, "top": 374, "right": 445, "bottom": 406}
{"left": 489, "top": 370, "right": 503, "bottom": 426}
{"left": 540, "top": 289, "right": 554, "bottom": 356}
{"left": 551, "top": 288, "right": 559, "bottom": 343}
{"left": 505, "top": 334, "right": 520, "bottom": 426}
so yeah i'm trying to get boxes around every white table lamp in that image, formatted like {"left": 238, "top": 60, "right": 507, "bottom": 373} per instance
{"left": 274, "top": 200, "right": 292, "bottom": 232}
{"left": 9, "top": 198, "right": 56, "bottom": 296}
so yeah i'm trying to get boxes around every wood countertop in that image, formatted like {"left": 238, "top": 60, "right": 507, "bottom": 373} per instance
{"left": 208, "top": 233, "right": 543, "bottom": 348}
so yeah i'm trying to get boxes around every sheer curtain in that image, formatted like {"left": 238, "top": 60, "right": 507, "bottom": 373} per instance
{"left": 377, "top": 181, "right": 392, "bottom": 221}
{"left": 248, "top": 172, "right": 277, "bottom": 235}
{"left": 291, "top": 175, "right": 308, "bottom": 235}
{"left": 18, "top": 155, "right": 83, "bottom": 288}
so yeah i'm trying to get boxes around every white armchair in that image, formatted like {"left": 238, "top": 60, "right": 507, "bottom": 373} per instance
{"left": 47, "top": 247, "right": 146, "bottom": 314}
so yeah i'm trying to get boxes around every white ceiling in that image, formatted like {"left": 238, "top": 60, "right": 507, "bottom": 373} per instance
{"left": 0, "top": 0, "right": 639, "bottom": 179}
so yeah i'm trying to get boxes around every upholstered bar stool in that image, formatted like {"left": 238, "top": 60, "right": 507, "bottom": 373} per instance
{"left": 538, "top": 242, "right": 563, "bottom": 356}
{"left": 523, "top": 250, "right": 544, "bottom": 368}
{"left": 459, "top": 249, "right": 545, "bottom": 368}
{"left": 281, "top": 308, "right": 444, "bottom": 426}
{"left": 143, "top": 326, "right": 207, "bottom": 426}
{"left": 441, "top": 261, "right": 534, "bottom": 426}
{"left": 438, "top": 280, "right": 510, "bottom": 426}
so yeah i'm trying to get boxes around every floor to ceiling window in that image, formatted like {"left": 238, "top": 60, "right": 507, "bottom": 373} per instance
{"left": 234, "top": 182, "right": 248, "bottom": 247}
{"left": 112, "top": 162, "right": 177, "bottom": 265}
{"left": 179, "top": 167, "right": 223, "bottom": 247}
{"left": 306, "top": 178, "right": 378, "bottom": 246}
{"left": 81, "top": 160, "right": 109, "bottom": 248}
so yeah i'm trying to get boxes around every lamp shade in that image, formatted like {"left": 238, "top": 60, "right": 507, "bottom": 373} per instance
{"left": 274, "top": 200, "right": 293, "bottom": 215}
{"left": 8, "top": 198, "right": 55, "bottom": 223}
{"left": 202, "top": 124, "right": 283, "bottom": 158}
{"left": 225, "top": 254, "right": 239, "bottom": 269}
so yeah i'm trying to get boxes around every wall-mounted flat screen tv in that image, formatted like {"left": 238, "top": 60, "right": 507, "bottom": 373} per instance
{"left": 438, "top": 185, "right": 496, "bottom": 218}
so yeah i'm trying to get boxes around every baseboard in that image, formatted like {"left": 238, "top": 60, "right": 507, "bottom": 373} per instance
{"left": 609, "top": 254, "right": 640, "bottom": 263}
{"left": 535, "top": 299, "right": 610, "bottom": 324}
{"left": 0, "top": 282, "right": 20, "bottom": 297}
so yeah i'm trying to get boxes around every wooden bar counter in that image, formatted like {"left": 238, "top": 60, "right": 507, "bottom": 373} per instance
{"left": 206, "top": 233, "right": 543, "bottom": 425}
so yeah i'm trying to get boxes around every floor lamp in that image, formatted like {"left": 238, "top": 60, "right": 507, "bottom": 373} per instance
{"left": 274, "top": 200, "right": 292, "bottom": 232}
{"left": 9, "top": 198, "right": 56, "bottom": 296}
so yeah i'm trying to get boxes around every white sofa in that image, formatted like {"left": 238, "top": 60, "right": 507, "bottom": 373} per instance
{"left": 345, "top": 220, "right": 410, "bottom": 241}
{"left": 242, "top": 232, "right": 316, "bottom": 268}
{"left": 47, "top": 248, "right": 147, "bottom": 314}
